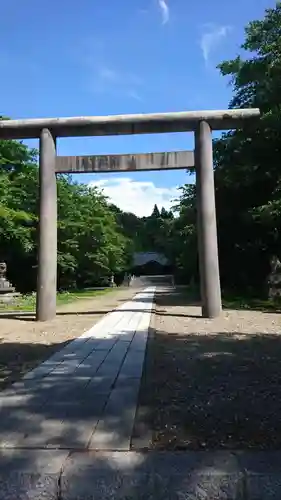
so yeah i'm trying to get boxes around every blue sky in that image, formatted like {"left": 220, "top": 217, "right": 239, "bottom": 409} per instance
{"left": 1, "top": 0, "right": 276, "bottom": 215}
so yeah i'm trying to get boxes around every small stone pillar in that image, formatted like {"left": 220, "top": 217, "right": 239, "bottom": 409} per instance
{"left": 268, "top": 256, "right": 281, "bottom": 300}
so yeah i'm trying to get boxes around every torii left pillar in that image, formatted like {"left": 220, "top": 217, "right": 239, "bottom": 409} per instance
{"left": 36, "top": 128, "right": 57, "bottom": 321}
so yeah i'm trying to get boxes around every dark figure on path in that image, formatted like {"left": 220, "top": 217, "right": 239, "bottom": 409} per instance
{"left": 124, "top": 272, "right": 132, "bottom": 287}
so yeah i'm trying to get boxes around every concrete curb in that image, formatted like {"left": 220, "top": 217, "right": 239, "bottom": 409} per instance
{"left": 1, "top": 450, "right": 281, "bottom": 499}
{"left": 131, "top": 299, "right": 156, "bottom": 450}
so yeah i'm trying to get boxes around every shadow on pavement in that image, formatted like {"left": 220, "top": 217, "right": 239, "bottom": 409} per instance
{"left": 0, "top": 287, "right": 281, "bottom": 497}
{"left": 0, "top": 341, "right": 70, "bottom": 391}
{"left": 0, "top": 328, "right": 279, "bottom": 497}
{"left": 0, "top": 341, "right": 246, "bottom": 499}
{"left": 135, "top": 297, "right": 281, "bottom": 451}
{"left": 0, "top": 333, "right": 223, "bottom": 499}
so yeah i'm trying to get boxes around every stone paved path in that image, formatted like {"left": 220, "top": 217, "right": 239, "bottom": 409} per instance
{"left": 0, "top": 287, "right": 155, "bottom": 452}
{"left": 0, "top": 285, "right": 280, "bottom": 499}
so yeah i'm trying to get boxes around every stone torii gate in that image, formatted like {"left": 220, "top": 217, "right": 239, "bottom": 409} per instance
{"left": 0, "top": 109, "right": 260, "bottom": 321}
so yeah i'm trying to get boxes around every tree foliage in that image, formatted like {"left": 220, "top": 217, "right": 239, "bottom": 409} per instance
{"left": 167, "top": 2, "right": 281, "bottom": 294}
{"left": 0, "top": 143, "right": 129, "bottom": 291}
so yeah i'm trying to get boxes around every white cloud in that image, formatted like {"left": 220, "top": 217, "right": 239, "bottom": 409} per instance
{"left": 89, "top": 177, "right": 179, "bottom": 217}
{"left": 93, "top": 65, "right": 144, "bottom": 100}
{"left": 158, "top": 0, "right": 169, "bottom": 25}
{"left": 76, "top": 41, "right": 144, "bottom": 100}
{"left": 98, "top": 66, "right": 118, "bottom": 82}
{"left": 127, "top": 89, "right": 143, "bottom": 102}
{"left": 200, "top": 24, "right": 232, "bottom": 64}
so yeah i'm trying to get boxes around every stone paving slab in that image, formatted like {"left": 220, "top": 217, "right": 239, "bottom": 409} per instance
{"left": 0, "top": 287, "right": 155, "bottom": 453}
{"left": 0, "top": 449, "right": 66, "bottom": 500}
{"left": 89, "top": 387, "right": 140, "bottom": 451}
{"left": 18, "top": 398, "right": 109, "bottom": 450}
{"left": 66, "top": 349, "right": 109, "bottom": 379}
{"left": 0, "top": 450, "right": 273, "bottom": 500}
{"left": 119, "top": 349, "right": 146, "bottom": 378}
{"left": 59, "top": 451, "right": 281, "bottom": 499}
{"left": 0, "top": 441, "right": 281, "bottom": 498}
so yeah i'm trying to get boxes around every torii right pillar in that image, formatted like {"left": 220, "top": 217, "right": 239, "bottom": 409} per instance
{"left": 195, "top": 121, "right": 221, "bottom": 318}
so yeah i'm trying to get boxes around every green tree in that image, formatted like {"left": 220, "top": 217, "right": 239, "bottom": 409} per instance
{"left": 213, "top": 2, "right": 281, "bottom": 293}
{"left": 151, "top": 204, "right": 160, "bottom": 218}
{"left": 0, "top": 135, "right": 38, "bottom": 290}
{"left": 0, "top": 136, "right": 132, "bottom": 291}
{"left": 168, "top": 3, "right": 281, "bottom": 293}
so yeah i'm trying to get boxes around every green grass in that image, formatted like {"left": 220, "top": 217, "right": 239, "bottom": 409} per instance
{"left": 222, "top": 294, "right": 281, "bottom": 312}
{"left": 177, "top": 285, "right": 281, "bottom": 313}
{"left": 0, "top": 287, "right": 116, "bottom": 312}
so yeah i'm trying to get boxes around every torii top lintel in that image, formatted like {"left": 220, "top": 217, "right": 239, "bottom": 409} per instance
{"left": 0, "top": 109, "right": 260, "bottom": 140}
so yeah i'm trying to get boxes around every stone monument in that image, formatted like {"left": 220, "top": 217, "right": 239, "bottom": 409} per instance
{"left": 268, "top": 256, "right": 281, "bottom": 300}
{"left": 0, "top": 261, "right": 19, "bottom": 303}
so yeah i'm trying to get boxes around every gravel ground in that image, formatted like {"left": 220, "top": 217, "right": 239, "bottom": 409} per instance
{"left": 133, "top": 287, "right": 281, "bottom": 450}
{"left": 0, "top": 287, "right": 138, "bottom": 391}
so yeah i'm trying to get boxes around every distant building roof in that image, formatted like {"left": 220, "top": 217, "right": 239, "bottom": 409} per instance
{"left": 133, "top": 252, "right": 169, "bottom": 267}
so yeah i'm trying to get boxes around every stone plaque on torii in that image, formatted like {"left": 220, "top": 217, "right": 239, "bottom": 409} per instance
{"left": 0, "top": 108, "right": 260, "bottom": 321}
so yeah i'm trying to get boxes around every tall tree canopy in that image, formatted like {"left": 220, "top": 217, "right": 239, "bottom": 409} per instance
{"left": 214, "top": 2, "right": 281, "bottom": 292}
{"left": 170, "top": 2, "right": 281, "bottom": 293}
{"left": 0, "top": 140, "right": 130, "bottom": 291}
